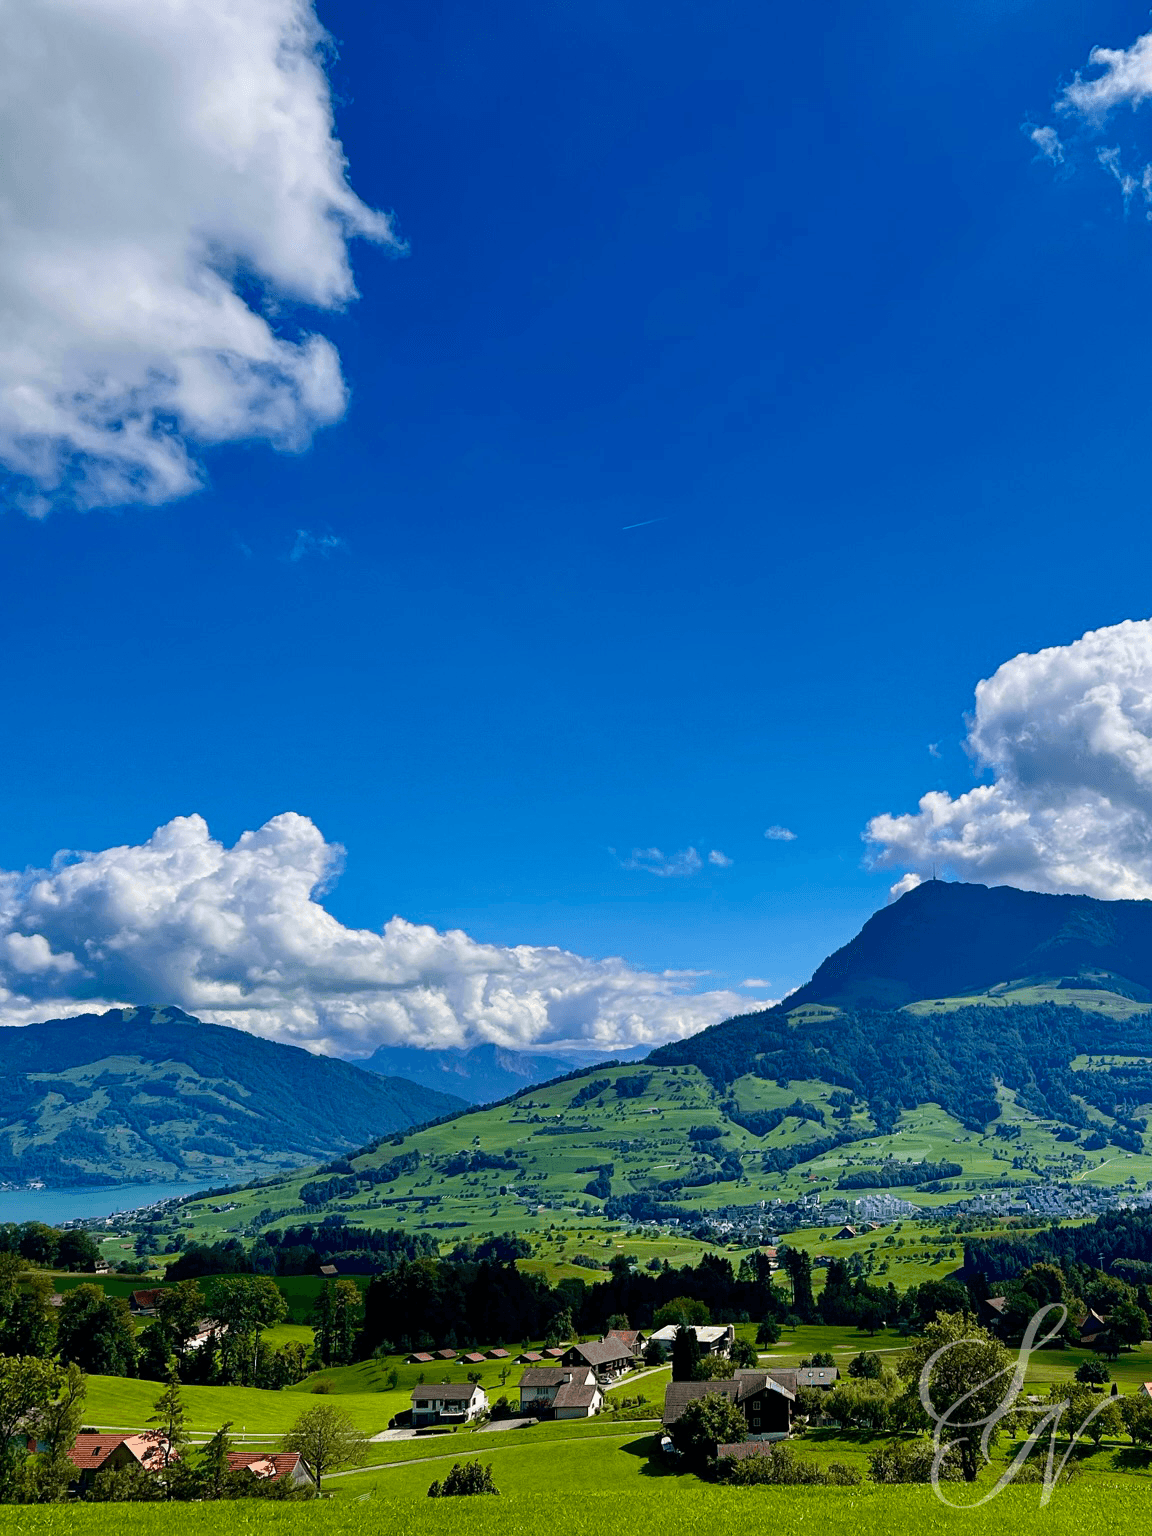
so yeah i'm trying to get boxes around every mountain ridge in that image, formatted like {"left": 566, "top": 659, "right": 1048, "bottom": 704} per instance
{"left": 0, "top": 1006, "right": 465, "bottom": 1188}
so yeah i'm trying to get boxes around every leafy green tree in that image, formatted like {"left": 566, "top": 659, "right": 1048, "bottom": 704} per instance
{"left": 428, "top": 1459, "right": 499, "bottom": 1496}
{"left": 1123, "top": 1393, "right": 1152, "bottom": 1447}
{"left": 209, "top": 1275, "right": 286, "bottom": 1385}
{"left": 57, "top": 1286, "right": 137, "bottom": 1377}
{"left": 869, "top": 1438, "right": 963, "bottom": 1483}
{"left": 56, "top": 1230, "right": 101, "bottom": 1271}
{"left": 89, "top": 1461, "right": 165, "bottom": 1502}
{"left": 896, "top": 1310, "right": 1011, "bottom": 1482}
{"left": 653, "top": 1296, "right": 709, "bottom": 1329}
{"left": 730, "top": 1336, "right": 757, "bottom": 1369}
{"left": 283, "top": 1404, "right": 368, "bottom": 1493}
{"left": 198, "top": 1421, "right": 243, "bottom": 1500}
{"left": 155, "top": 1280, "right": 207, "bottom": 1363}
{"left": 671, "top": 1325, "right": 701, "bottom": 1382}
{"left": 1, "top": 1273, "right": 57, "bottom": 1359}
{"left": 849, "top": 1350, "right": 883, "bottom": 1379}
{"left": 669, "top": 1391, "right": 748, "bottom": 1466}
{"left": 642, "top": 1339, "right": 667, "bottom": 1367}
{"left": 755, "top": 1317, "right": 781, "bottom": 1346}
{"left": 1110, "top": 1299, "right": 1147, "bottom": 1349}
{"left": 311, "top": 1281, "right": 334, "bottom": 1367}
{"left": 1075, "top": 1356, "right": 1110, "bottom": 1385}
{"left": 544, "top": 1307, "right": 573, "bottom": 1346}
{"left": 0, "top": 1356, "right": 86, "bottom": 1503}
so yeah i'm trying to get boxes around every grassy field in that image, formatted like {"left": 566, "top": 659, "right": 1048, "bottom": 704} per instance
{"left": 3, "top": 1483, "right": 1150, "bottom": 1533}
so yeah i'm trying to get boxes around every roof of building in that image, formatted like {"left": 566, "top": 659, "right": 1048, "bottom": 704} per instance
{"left": 463, "top": 1352, "right": 486, "bottom": 1363}
{"left": 518, "top": 1351, "right": 543, "bottom": 1362}
{"left": 552, "top": 1380, "right": 601, "bottom": 1410}
{"left": 487, "top": 1348, "right": 511, "bottom": 1358}
{"left": 408, "top": 1352, "right": 434, "bottom": 1363}
{"left": 662, "top": 1372, "right": 795, "bottom": 1426}
{"left": 835, "top": 1225, "right": 857, "bottom": 1238}
{"left": 518, "top": 1367, "right": 590, "bottom": 1388}
{"left": 411, "top": 1382, "right": 483, "bottom": 1402}
{"left": 985, "top": 1296, "right": 1007, "bottom": 1314}
{"left": 605, "top": 1329, "right": 642, "bottom": 1347}
{"left": 226, "top": 1452, "right": 310, "bottom": 1483}
{"left": 319, "top": 1264, "right": 338, "bottom": 1277}
{"left": 129, "top": 1290, "right": 162, "bottom": 1309}
{"left": 648, "top": 1324, "right": 732, "bottom": 1346}
{"left": 1081, "top": 1309, "right": 1108, "bottom": 1332}
{"left": 544, "top": 1347, "right": 567, "bottom": 1358}
{"left": 565, "top": 1339, "right": 633, "bottom": 1366}
{"left": 435, "top": 1348, "right": 458, "bottom": 1359}
{"left": 764, "top": 1366, "right": 837, "bottom": 1390}
{"left": 67, "top": 1433, "right": 170, "bottom": 1474}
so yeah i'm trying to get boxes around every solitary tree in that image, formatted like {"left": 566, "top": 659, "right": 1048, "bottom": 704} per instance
{"left": 147, "top": 1363, "right": 188, "bottom": 1491}
{"left": 283, "top": 1404, "right": 368, "bottom": 1493}
{"left": 897, "top": 1311, "right": 1011, "bottom": 1482}
{"left": 57, "top": 1286, "right": 137, "bottom": 1377}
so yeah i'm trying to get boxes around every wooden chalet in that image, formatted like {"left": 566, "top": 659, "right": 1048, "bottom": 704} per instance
{"left": 66, "top": 1433, "right": 172, "bottom": 1493}
{"left": 663, "top": 1371, "right": 793, "bottom": 1442}
{"left": 410, "top": 1382, "right": 487, "bottom": 1427}
{"left": 227, "top": 1452, "right": 315, "bottom": 1489}
{"left": 561, "top": 1338, "right": 634, "bottom": 1382}
{"left": 517, "top": 1366, "right": 603, "bottom": 1419}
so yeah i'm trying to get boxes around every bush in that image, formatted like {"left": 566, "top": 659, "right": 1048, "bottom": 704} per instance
{"left": 868, "top": 1438, "right": 962, "bottom": 1484}
{"left": 755, "top": 1318, "right": 781, "bottom": 1346}
{"left": 720, "top": 1444, "right": 861, "bottom": 1486}
{"left": 428, "top": 1460, "right": 499, "bottom": 1497}
{"left": 1075, "top": 1356, "right": 1110, "bottom": 1385}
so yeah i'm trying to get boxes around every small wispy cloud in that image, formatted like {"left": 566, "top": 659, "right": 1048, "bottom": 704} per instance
{"left": 928, "top": 742, "right": 941, "bottom": 759}
{"left": 708, "top": 850, "right": 733, "bottom": 868}
{"left": 764, "top": 825, "right": 796, "bottom": 842}
{"left": 289, "top": 528, "right": 346, "bottom": 562}
{"left": 1028, "top": 124, "right": 1065, "bottom": 164}
{"left": 741, "top": 978, "right": 772, "bottom": 989}
{"left": 619, "top": 847, "right": 703, "bottom": 878}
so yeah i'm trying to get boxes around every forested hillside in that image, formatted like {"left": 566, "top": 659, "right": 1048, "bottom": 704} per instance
{"left": 0, "top": 1007, "right": 465, "bottom": 1187}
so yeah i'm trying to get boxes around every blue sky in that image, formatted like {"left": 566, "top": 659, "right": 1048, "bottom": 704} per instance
{"left": 4, "top": 0, "right": 1152, "bottom": 1051}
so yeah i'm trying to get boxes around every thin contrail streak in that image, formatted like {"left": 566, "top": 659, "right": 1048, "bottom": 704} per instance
{"left": 621, "top": 518, "right": 663, "bottom": 530}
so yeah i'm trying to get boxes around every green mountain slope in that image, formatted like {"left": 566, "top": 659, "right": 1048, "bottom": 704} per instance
{"left": 0, "top": 1006, "right": 465, "bottom": 1188}
{"left": 786, "top": 878, "right": 1152, "bottom": 1012}
{"left": 171, "top": 883, "right": 1152, "bottom": 1244}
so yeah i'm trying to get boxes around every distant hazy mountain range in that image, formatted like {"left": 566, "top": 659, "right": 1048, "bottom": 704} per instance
{"left": 0, "top": 1006, "right": 465, "bottom": 1188}
{"left": 356, "top": 1040, "right": 651, "bottom": 1105}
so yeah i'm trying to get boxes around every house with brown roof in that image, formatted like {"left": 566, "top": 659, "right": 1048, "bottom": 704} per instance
{"left": 834, "top": 1225, "right": 857, "bottom": 1240}
{"left": 487, "top": 1347, "right": 511, "bottom": 1359}
{"left": 227, "top": 1451, "right": 315, "bottom": 1489}
{"left": 517, "top": 1350, "right": 543, "bottom": 1364}
{"left": 128, "top": 1289, "right": 163, "bottom": 1316}
{"left": 663, "top": 1371, "right": 793, "bottom": 1443}
{"left": 605, "top": 1328, "right": 646, "bottom": 1354}
{"left": 517, "top": 1366, "right": 603, "bottom": 1419}
{"left": 434, "top": 1348, "right": 458, "bottom": 1360}
{"left": 66, "top": 1433, "right": 173, "bottom": 1492}
{"left": 561, "top": 1338, "right": 635, "bottom": 1381}
{"left": 407, "top": 1351, "right": 434, "bottom": 1364}
{"left": 318, "top": 1264, "right": 338, "bottom": 1277}
{"left": 463, "top": 1352, "right": 486, "bottom": 1365}
{"left": 544, "top": 1346, "right": 568, "bottom": 1359}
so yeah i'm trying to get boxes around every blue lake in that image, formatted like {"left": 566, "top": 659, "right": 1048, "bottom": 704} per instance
{"left": 0, "top": 1181, "right": 207, "bottom": 1224}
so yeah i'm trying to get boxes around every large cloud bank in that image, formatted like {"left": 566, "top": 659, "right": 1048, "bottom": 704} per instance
{"left": 0, "top": 0, "right": 393, "bottom": 512}
{"left": 0, "top": 814, "right": 756, "bottom": 1055}
{"left": 866, "top": 619, "right": 1152, "bottom": 900}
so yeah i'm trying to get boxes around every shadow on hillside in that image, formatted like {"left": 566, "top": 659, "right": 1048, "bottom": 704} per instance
{"left": 620, "top": 1435, "right": 675, "bottom": 1476}
{"left": 1110, "top": 1446, "right": 1152, "bottom": 1474}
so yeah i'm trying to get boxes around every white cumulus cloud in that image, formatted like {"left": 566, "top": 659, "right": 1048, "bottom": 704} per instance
{"left": 0, "top": 0, "right": 395, "bottom": 512}
{"left": 707, "top": 850, "right": 733, "bottom": 867}
{"left": 866, "top": 618, "right": 1152, "bottom": 900}
{"left": 764, "top": 825, "right": 796, "bottom": 842}
{"left": 0, "top": 814, "right": 759, "bottom": 1055}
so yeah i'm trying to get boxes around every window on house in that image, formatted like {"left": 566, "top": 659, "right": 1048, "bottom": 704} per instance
{"left": 752, "top": 1418, "right": 760, "bottom": 1428}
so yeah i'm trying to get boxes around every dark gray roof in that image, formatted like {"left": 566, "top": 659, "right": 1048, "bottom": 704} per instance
{"left": 764, "top": 1367, "right": 838, "bottom": 1391}
{"left": 411, "top": 1383, "right": 483, "bottom": 1402}
{"left": 663, "top": 1374, "right": 795, "bottom": 1426}
{"left": 565, "top": 1339, "right": 632, "bottom": 1366}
